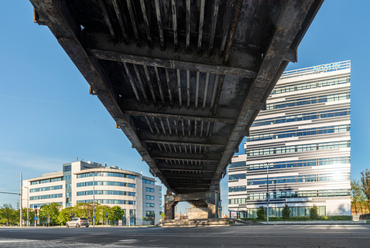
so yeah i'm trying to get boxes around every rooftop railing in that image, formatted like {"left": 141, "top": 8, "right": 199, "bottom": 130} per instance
{"left": 281, "top": 60, "right": 351, "bottom": 80}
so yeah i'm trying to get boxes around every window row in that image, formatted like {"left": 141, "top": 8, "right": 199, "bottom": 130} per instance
{"left": 247, "top": 174, "right": 349, "bottom": 185}
{"left": 30, "top": 202, "right": 63, "bottom": 208}
{"left": 252, "top": 109, "right": 349, "bottom": 127}
{"left": 229, "top": 161, "right": 246, "bottom": 169}
{"left": 246, "top": 157, "right": 349, "bottom": 171}
{"left": 243, "top": 206, "right": 326, "bottom": 218}
{"left": 143, "top": 179, "right": 155, "bottom": 185}
{"left": 77, "top": 172, "right": 136, "bottom": 179}
{"left": 247, "top": 189, "right": 350, "bottom": 200}
{"left": 229, "top": 174, "right": 246, "bottom": 181}
{"left": 229, "top": 186, "right": 246, "bottom": 192}
{"left": 30, "top": 194, "right": 63, "bottom": 201}
{"left": 146, "top": 187, "right": 155, "bottom": 192}
{"left": 146, "top": 195, "right": 155, "bottom": 200}
{"left": 247, "top": 141, "right": 349, "bottom": 157}
{"left": 76, "top": 181, "right": 136, "bottom": 188}
{"left": 77, "top": 199, "right": 136, "bottom": 205}
{"left": 30, "top": 177, "right": 63, "bottom": 185}
{"left": 30, "top": 185, "right": 63, "bottom": 193}
{"left": 146, "top": 203, "right": 155, "bottom": 207}
{"left": 266, "top": 93, "right": 349, "bottom": 110}
{"left": 247, "top": 125, "right": 349, "bottom": 142}
{"left": 76, "top": 190, "right": 136, "bottom": 196}
{"left": 146, "top": 211, "right": 155, "bottom": 217}
{"left": 271, "top": 77, "right": 348, "bottom": 95}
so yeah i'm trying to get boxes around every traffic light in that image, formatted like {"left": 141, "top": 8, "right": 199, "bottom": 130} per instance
{"left": 35, "top": 209, "right": 37, "bottom": 215}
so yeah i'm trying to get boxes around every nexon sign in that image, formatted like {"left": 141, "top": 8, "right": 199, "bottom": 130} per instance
{"left": 314, "top": 62, "right": 340, "bottom": 73}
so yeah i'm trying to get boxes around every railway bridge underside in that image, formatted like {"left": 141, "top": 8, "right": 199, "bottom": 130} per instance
{"left": 30, "top": 0, "right": 323, "bottom": 219}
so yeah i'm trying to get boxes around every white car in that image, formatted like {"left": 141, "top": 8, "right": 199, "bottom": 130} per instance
{"left": 66, "top": 217, "right": 89, "bottom": 228}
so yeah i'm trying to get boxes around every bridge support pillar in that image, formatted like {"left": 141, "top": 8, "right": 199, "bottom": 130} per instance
{"left": 164, "top": 191, "right": 219, "bottom": 219}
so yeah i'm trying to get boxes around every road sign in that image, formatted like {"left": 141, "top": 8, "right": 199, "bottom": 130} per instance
{"left": 106, "top": 212, "right": 108, "bottom": 216}
{"left": 34, "top": 217, "right": 37, "bottom": 220}
{"left": 93, "top": 216, "right": 96, "bottom": 219}
{"left": 34, "top": 205, "right": 37, "bottom": 209}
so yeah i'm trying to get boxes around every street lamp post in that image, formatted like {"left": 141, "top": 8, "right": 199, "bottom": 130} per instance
{"left": 23, "top": 186, "right": 29, "bottom": 227}
{"left": 20, "top": 173, "right": 22, "bottom": 227}
{"left": 93, "top": 172, "right": 95, "bottom": 227}
{"left": 266, "top": 163, "right": 269, "bottom": 224}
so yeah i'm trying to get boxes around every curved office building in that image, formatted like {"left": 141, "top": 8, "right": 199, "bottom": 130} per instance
{"left": 228, "top": 61, "right": 351, "bottom": 217}
{"left": 23, "top": 160, "right": 162, "bottom": 225}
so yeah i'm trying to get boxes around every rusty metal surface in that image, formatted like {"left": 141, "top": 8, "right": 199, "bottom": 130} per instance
{"left": 30, "top": 0, "right": 323, "bottom": 194}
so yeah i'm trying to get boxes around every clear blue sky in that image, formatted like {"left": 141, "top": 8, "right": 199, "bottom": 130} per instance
{"left": 0, "top": 1, "right": 369, "bottom": 215}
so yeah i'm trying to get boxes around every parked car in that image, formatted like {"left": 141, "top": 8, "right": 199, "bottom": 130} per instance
{"left": 66, "top": 217, "right": 89, "bottom": 228}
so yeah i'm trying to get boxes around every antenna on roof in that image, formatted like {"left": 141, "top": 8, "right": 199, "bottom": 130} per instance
{"left": 76, "top": 156, "right": 78, "bottom": 161}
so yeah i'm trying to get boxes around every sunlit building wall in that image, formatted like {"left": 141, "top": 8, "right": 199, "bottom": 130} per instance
{"left": 228, "top": 61, "right": 351, "bottom": 217}
{"left": 23, "top": 160, "right": 162, "bottom": 224}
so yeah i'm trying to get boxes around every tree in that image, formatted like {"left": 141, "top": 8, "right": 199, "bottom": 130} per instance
{"left": 351, "top": 180, "right": 367, "bottom": 214}
{"left": 40, "top": 202, "right": 61, "bottom": 226}
{"left": 282, "top": 204, "right": 291, "bottom": 219}
{"left": 58, "top": 207, "right": 74, "bottom": 225}
{"left": 0, "top": 204, "right": 17, "bottom": 226}
{"left": 160, "top": 212, "right": 165, "bottom": 219}
{"left": 73, "top": 202, "right": 93, "bottom": 220}
{"left": 309, "top": 205, "right": 319, "bottom": 220}
{"left": 109, "top": 206, "right": 124, "bottom": 225}
{"left": 257, "top": 206, "right": 265, "bottom": 220}
{"left": 96, "top": 205, "right": 110, "bottom": 225}
{"left": 361, "top": 170, "right": 370, "bottom": 198}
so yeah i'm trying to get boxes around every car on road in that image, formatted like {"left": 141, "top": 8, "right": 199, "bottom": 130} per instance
{"left": 66, "top": 218, "right": 89, "bottom": 228}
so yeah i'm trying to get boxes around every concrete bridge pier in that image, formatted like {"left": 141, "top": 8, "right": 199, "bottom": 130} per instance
{"left": 164, "top": 188, "right": 220, "bottom": 220}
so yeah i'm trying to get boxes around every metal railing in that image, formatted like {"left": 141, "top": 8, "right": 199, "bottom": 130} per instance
{"left": 281, "top": 60, "right": 351, "bottom": 80}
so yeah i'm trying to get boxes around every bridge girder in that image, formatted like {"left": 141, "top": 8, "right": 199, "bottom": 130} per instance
{"left": 30, "top": 0, "right": 323, "bottom": 194}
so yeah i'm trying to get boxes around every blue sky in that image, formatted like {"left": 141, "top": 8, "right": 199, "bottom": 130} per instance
{"left": 0, "top": 1, "right": 369, "bottom": 215}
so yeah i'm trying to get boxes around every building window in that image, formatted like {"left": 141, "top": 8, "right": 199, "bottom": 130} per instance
{"left": 146, "top": 187, "right": 154, "bottom": 193}
{"left": 143, "top": 179, "right": 155, "bottom": 185}
{"left": 229, "top": 186, "right": 246, "bottom": 192}
{"left": 146, "top": 203, "right": 155, "bottom": 207}
{"left": 76, "top": 172, "right": 136, "bottom": 179}
{"left": 76, "top": 190, "right": 136, "bottom": 196}
{"left": 146, "top": 211, "right": 155, "bottom": 217}
{"left": 229, "top": 174, "right": 246, "bottom": 180}
{"left": 30, "top": 185, "right": 63, "bottom": 193}
{"left": 30, "top": 194, "right": 63, "bottom": 201}
{"left": 146, "top": 195, "right": 154, "bottom": 200}
{"left": 76, "top": 181, "right": 136, "bottom": 188}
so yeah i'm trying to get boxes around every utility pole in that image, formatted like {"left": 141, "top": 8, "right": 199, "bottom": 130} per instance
{"left": 266, "top": 163, "right": 269, "bottom": 224}
{"left": 25, "top": 187, "right": 29, "bottom": 227}
{"left": 20, "top": 173, "right": 22, "bottom": 228}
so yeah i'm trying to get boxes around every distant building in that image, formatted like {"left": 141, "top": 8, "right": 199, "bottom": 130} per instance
{"left": 228, "top": 61, "right": 351, "bottom": 217}
{"left": 22, "top": 160, "right": 162, "bottom": 224}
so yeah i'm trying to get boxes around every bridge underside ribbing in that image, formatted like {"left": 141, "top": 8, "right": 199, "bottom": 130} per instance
{"left": 30, "top": 0, "right": 323, "bottom": 218}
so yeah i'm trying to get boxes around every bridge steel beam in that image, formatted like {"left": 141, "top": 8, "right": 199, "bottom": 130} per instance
{"left": 211, "top": 0, "right": 324, "bottom": 186}
{"left": 30, "top": 0, "right": 172, "bottom": 191}
{"left": 30, "top": 0, "right": 324, "bottom": 199}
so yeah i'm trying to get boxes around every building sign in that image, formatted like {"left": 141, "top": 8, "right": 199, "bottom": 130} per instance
{"left": 314, "top": 62, "right": 340, "bottom": 73}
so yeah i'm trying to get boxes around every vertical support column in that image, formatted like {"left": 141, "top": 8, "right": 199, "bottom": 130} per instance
{"left": 164, "top": 190, "right": 177, "bottom": 220}
{"left": 205, "top": 190, "right": 218, "bottom": 219}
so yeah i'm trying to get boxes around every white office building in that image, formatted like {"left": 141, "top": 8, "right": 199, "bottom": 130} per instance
{"left": 22, "top": 160, "right": 162, "bottom": 224}
{"left": 228, "top": 61, "right": 351, "bottom": 217}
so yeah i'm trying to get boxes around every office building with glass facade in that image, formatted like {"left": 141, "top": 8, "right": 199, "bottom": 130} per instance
{"left": 228, "top": 61, "right": 351, "bottom": 217}
{"left": 22, "top": 160, "right": 162, "bottom": 224}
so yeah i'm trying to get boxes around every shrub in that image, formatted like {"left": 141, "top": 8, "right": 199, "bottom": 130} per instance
{"left": 282, "top": 204, "right": 291, "bottom": 220}
{"left": 257, "top": 206, "right": 265, "bottom": 220}
{"left": 310, "top": 205, "right": 319, "bottom": 220}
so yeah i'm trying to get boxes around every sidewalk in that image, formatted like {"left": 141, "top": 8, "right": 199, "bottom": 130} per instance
{"left": 259, "top": 220, "right": 368, "bottom": 224}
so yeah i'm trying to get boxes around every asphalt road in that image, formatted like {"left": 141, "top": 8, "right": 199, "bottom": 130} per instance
{"left": 0, "top": 224, "right": 369, "bottom": 248}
